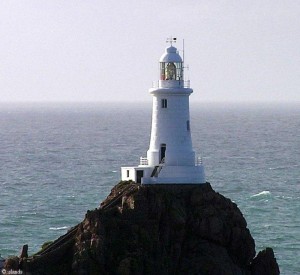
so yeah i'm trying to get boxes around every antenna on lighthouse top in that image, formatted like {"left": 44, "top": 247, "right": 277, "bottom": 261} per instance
{"left": 166, "top": 36, "right": 177, "bottom": 46}
{"left": 182, "top": 38, "right": 185, "bottom": 64}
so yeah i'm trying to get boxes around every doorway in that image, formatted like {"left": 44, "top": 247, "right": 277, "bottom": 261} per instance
{"left": 160, "top": 144, "right": 166, "bottom": 163}
{"left": 136, "top": 170, "right": 144, "bottom": 184}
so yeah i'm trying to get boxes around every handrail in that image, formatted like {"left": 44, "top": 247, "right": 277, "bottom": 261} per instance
{"left": 100, "top": 184, "right": 137, "bottom": 210}
{"left": 31, "top": 184, "right": 138, "bottom": 259}
{"left": 35, "top": 224, "right": 79, "bottom": 256}
{"left": 155, "top": 165, "right": 163, "bottom": 177}
{"left": 151, "top": 158, "right": 165, "bottom": 177}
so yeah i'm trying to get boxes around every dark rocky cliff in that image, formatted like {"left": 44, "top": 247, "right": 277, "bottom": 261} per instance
{"left": 7, "top": 181, "right": 279, "bottom": 274}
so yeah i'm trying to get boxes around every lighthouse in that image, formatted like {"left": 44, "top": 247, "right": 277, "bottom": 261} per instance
{"left": 121, "top": 40, "right": 205, "bottom": 184}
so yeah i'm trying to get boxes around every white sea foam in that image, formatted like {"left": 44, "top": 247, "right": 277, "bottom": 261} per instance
{"left": 49, "top": 226, "right": 69, "bottom": 231}
{"left": 251, "top": 191, "right": 271, "bottom": 197}
{"left": 268, "top": 164, "right": 298, "bottom": 170}
{"left": 227, "top": 156, "right": 256, "bottom": 159}
{"left": 269, "top": 166, "right": 287, "bottom": 170}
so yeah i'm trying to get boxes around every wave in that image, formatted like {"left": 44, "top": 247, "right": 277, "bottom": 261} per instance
{"left": 227, "top": 156, "right": 256, "bottom": 159}
{"left": 49, "top": 226, "right": 69, "bottom": 231}
{"left": 251, "top": 191, "right": 271, "bottom": 197}
{"left": 269, "top": 164, "right": 299, "bottom": 170}
{"left": 269, "top": 166, "right": 287, "bottom": 170}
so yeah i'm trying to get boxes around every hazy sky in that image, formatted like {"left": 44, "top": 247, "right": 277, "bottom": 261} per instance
{"left": 1, "top": 1, "right": 300, "bottom": 103}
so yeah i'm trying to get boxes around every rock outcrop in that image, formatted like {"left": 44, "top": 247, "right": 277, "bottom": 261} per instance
{"left": 8, "top": 181, "right": 279, "bottom": 274}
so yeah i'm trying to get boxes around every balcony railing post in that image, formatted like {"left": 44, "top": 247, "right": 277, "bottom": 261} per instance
{"left": 140, "top": 157, "right": 148, "bottom": 166}
{"left": 196, "top": 156, "right": 203, "bottom": 166}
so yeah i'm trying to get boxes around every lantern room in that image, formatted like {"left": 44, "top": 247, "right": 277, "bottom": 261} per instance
{"left": 159, "top": 46, "right": 183, "bottom": 82}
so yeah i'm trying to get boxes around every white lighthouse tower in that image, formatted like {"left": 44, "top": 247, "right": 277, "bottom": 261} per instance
{"left": 121, "top": 40, "right": 205, "bottom": 184}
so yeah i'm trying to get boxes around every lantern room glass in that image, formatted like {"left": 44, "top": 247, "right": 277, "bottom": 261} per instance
{"left": 160, "top": 62, "right": 183, "bottom": 81}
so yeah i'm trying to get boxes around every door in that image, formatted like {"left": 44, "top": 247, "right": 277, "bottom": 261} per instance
{"left": 136, "top": 170, "right": 144, "bottom": 184}
{"left": 160, "top": 144, "right": 166, "bottom": 163}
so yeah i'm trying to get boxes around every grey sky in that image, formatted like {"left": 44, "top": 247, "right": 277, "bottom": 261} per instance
{"left": 1, "top": 1, "right": 299, "bottom": 103}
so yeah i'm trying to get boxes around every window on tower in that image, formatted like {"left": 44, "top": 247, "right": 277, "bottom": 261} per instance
{"left": 161, "top": 99, "right": 168, "bottom": 108}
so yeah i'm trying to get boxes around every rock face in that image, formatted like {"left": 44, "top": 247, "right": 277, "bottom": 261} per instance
{"left": 19, "top": 181, "right": 279, "bottom": 274}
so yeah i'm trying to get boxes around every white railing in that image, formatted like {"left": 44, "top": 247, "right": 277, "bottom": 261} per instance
{"left": 140, "top": 157, "right": 148, "bottom": 166}
{"left": 152, "top": 80, "right": 190, "bottom": 88}
{"left": 196, "top": 156, "right": 203, "bottom": 166}
{"left": 140, "top": 156, "right": 202, "bottom": 166}
{"left": 184, "top": 80, "right": 190, "bottom": 88}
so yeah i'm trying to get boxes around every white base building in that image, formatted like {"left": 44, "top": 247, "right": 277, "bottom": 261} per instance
{"left": 121, "top": 41, "right": 205, "bottom": 184}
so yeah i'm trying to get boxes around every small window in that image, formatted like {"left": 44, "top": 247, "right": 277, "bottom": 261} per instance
{"left": 127, "top": 170, "right": 130, "bottom": 178}
{"left": 187, "top": 120, "right": 190, "bottom": 131}
{"left": 161, "top": 99, "right": 168, "bottom": 108}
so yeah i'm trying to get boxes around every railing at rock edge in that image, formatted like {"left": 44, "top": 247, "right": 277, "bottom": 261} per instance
{"left": 196, "top": 156, "right": 203, "bottom": 166}
{"left": 140, "top": 157, "right": 148, "bottom": 166}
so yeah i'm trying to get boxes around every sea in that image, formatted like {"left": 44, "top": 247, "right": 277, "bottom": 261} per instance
{"left": 0, "top": 102, "right": 299, "bottom": 274}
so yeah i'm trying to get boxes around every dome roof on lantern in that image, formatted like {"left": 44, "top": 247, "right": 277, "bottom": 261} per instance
{"left": 159, "top": 46, "right": 182, "bottom": 63}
